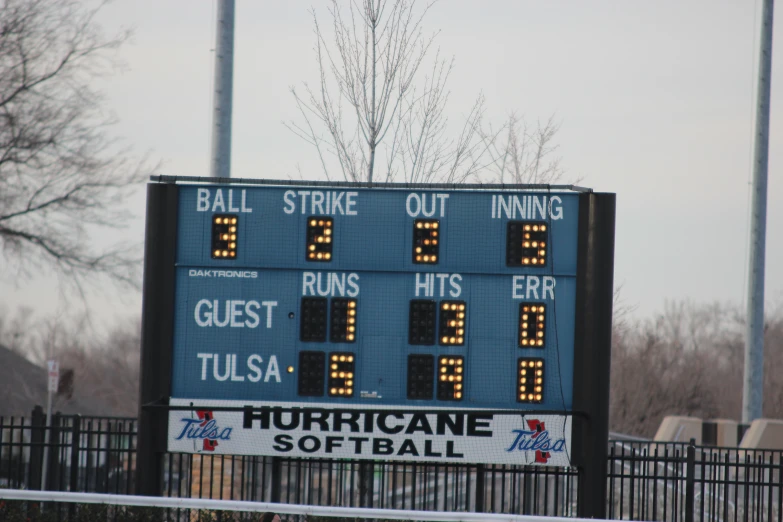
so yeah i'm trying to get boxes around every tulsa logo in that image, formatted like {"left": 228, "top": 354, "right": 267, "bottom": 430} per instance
{"left": 505, "top": 419, "right": 566, "bottom": 464}
{"left": 176, "top": 410, "right": 232, "bottom": 452}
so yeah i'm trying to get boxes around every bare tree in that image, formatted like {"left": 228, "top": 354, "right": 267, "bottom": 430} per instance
{"left": 480, "top": 114, "right": 565, "bottom": 184}
{"left": 287, "top": 0, "right": 491, "bottom": 184}
{"left": 0, "top": 305, "right": 36, "bottom": 354}
{"left": 0, "top": 0, "right": 148, "bottom": 290}
{"left": 608, "top": 300, "right": 759, "bottom": 437}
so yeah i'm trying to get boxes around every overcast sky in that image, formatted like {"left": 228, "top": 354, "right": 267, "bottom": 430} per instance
{"left": 2, "top": 0, "right": 782, "bottom": 326}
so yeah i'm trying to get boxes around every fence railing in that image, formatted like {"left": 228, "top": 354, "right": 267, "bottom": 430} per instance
{"left": 1, "top": 407, "right": 782, "bottom": 521}
{"left": 608, "top": 440, "right": 783, "bottom": 522}
{"left": 0, "top": 408, "right": 137, "bottom": 494}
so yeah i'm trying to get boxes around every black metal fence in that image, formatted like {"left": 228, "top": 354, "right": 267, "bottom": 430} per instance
{"left": 2, "top": 408, "right": 782, "bottom": 521}
{"left": 0, "top": 407, "right": 137, "bottom": 494}
{"left": 608, "top": 440, "right": 783, "bottom": 522}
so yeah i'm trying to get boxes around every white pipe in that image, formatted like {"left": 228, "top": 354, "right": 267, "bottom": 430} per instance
{"left": 0, "top": 489, "right": 643, "bottom": 522}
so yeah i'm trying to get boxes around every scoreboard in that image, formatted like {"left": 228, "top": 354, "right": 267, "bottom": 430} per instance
{"left": 137, "top": 179, "right": 614, "bottom": 470}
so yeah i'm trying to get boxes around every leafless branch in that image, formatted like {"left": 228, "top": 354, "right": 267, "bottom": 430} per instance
{"left": 0, "top": 0, "right": 151, "bottom": 291}
{"left": 478, "top": 113, "right": 569, "bottom": 185}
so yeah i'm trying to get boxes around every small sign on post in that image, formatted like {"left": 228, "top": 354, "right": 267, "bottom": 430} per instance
{"left": 47, "top": 360, "right": 59, "bottom": 393}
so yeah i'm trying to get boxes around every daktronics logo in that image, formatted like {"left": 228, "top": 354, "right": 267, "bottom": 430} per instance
{"left": 505, "top": 419, "right": 566, "bottom": 464}
{"left": 189, "top": 269, "right": 258, "bottom": 278}
{"left": 176, "top": 410, "right": 232, "bottom": 452}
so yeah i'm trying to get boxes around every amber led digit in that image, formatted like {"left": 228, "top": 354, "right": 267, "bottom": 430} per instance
{"left": 519, "top": 303, "right": 546, "bottom": 348}
{"left": 327, "top": 352, "right": 355, "bottom": 397}
{"left": 211, "top": 214, "right": 238, "bottom": 259}
{"left": 506, "top": 221, "right": 548, "bottom": 267}
{"left": 518, "top": 358, "right": 544, "bottom": 403}
{"left": 330, "top": 298, "right": 357, "bottom": 343}
{"left": 413, "top": 219, "right": 439, "bottom": 264}
{"left": 306, "top": 217, "right": 333, "bottom": 262}
{"left": 437, "top": 356, "right": 464, "bottom": 401}
{"left": 439, "top": 300, "right": 466, "bottom": 346}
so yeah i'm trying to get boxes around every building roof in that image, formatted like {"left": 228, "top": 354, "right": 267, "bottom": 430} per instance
{"left": 0, "top": 344, "right": 118, "bottom": 417}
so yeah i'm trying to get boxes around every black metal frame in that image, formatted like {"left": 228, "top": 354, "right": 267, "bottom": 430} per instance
{"left": 136, "top": 183, "right": 178, "bottom": 496}
{"left": 149, "top": 174, "right": 594, "bottom": 192}
{"left": 572, "top": 192, "right": 617, "bottom": 518}
{"left": 134, "top": 180, "right": 617, "bottom": 515}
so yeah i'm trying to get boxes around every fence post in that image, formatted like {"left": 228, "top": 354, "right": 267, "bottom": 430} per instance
{"left": 358, "top": 460, "right": 374, "bottom": 508}
{"left": 522, "top": 468, "right": 533, "bottom": 515}
{"left": 270, "top": 457, "right": 282, "bottom": 503}
{"left": 46, "top": 412, "right": 63, "bottom": 491}
{"left": 28, "top": 406, "right": 45, "bottom": 491}
{"left": 474, "top": 464, "right": 485, "bottom": 513}
{"left": 685, "top": 439, "right": 696, "bottom": 522}
{"left": 69, "top": 415, "right": 81, "bottom": 492}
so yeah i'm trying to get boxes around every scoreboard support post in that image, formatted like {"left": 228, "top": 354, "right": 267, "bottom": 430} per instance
{"left": 572, "top": 193, "right": 616, "bottom": 519}
{"left": 136, "top": 183, "right": 178, "bottom": 496}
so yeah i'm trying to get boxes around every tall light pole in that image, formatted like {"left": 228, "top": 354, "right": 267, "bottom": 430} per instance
{"left": 743, "top": 0, "right": 774, "bottom": 423}
{"left": 209, "top": 0, "right": 236, "bottom": 179}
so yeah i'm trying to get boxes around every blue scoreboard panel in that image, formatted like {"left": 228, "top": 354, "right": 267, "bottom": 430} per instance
{"left": 170, "top": 185, "right": 577, "bottom": 409}
{"left": 146, "top": 181, "right": 607, "bottom": 467}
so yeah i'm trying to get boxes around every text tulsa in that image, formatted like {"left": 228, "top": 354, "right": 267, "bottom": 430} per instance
{"left": 176, "top": 418, "right": 232, "bottom": 442}
{"left": 505, "top": 429, "right": 565, "bottom": 453}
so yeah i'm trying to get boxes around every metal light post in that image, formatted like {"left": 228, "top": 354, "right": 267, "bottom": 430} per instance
{"left": 743, "top": 0, "right": 774, "bottom": 423}
{"left": 209, "top": 0, "right": 236, "bottom": 179}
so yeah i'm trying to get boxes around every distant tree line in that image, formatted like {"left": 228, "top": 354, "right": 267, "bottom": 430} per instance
{"left": 0, "top": 308, "right": 140, "bottom": 417}
{"left": 611, "top": 300, "right": 783, "bottom": 437}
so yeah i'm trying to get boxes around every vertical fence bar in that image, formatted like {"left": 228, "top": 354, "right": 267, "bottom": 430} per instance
{"left": 358, "top": 460, "right": 373, "bottom": 508}
{"left": 607, "top": 445, "right": 615, "bottom": 519}
{"left": 629, "top": 446, "right": 637, "bottom": 519}
{"left": 474, "top": 463, "right": 484, "bottom": 513}
{"left": 270, "top": 456, "right": 281, "bottom": 503}
{"left": 776, "top": 451, "right": 782, "bottom": 522}
{"left": 652, "top": 446, "right": 659, "bottom": 522}
{"left": 708, "top": 451, "right": 715, "bottom": 522}
{"left": 68, "top": 415, "right": 80, "bottom": 492}
{"left": 641, "top": 446, "right": 648, "bottom": 521}
{"left": 674, "top": 447, "right": 681, "bottom": 522}
{"left": 28, "top": 408, "right": 44, "bottom": 491}
{"left": 685, "top": 441, "right": 695, "bottom": 522}
{"left": 489, "top": 464, "right": 496, "bottom": 512}
{"left": 744, "top": 451, "right": 750, "bottom": 522}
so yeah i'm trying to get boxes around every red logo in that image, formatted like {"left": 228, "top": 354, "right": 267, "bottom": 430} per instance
{"left": 197, "top": 410, "right": 219, "bottom": 451}
{"left": 526, "top": 419, "right": 552, "bottom": 463}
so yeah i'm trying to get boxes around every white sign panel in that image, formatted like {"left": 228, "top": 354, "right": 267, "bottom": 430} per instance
{"left": 168, "top": 399, "right": 572, "bottom": 467}
{"left": 47, "top": 360, "right": 59, "bottom": 393}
